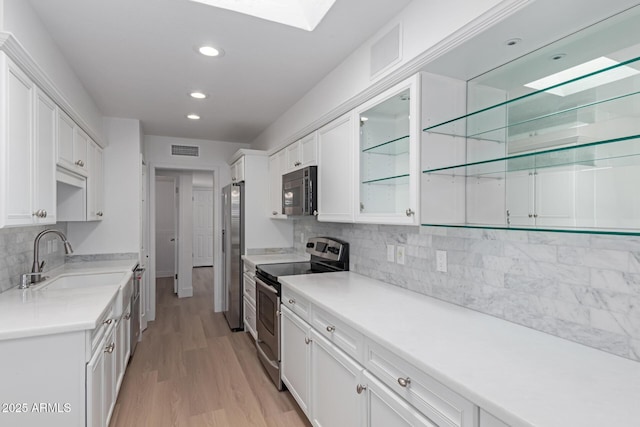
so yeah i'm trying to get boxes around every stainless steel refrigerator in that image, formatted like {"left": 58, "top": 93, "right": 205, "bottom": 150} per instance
{"left": 222, "top": 182, "right": 244, "bottom": 331}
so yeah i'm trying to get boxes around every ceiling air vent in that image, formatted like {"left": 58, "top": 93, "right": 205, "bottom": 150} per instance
{"left": 171, "top": 145, "right": 199, "bottom": 157}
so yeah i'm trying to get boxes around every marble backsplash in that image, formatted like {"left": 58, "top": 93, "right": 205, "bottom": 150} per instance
{"left": 294, "top": 217, "right": 640, "bottom": 362}
{"left": 0, "top": 224, "right": 68, "bottom": 293}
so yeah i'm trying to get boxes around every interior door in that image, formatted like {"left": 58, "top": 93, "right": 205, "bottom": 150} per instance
{"left": 154, "top": 177, "right": 177, "bottom": 282}
{"left": 192, "top": 189, "right": 214, "bottom": 267}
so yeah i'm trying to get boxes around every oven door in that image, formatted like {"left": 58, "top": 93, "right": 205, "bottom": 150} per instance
{"left": 255, "top": 276, "right": 282, "bottom": 389}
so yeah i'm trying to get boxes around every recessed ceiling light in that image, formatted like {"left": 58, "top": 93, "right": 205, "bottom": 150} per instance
{"left": 505, "top": 38, "right": 522, "bottom": 47}
{"left": 190, "top": 92, "right": 207, "bottom": 99}
{"left": 187, "top": 114, "right": 201, "bottom": 120}
{"left": 198, "top": 46, "right": 223, "bottom": 57}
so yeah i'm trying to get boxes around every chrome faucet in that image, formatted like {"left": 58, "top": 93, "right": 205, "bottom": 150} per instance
{"left": 27, "top": 229, "right": 74, "bottom": 286}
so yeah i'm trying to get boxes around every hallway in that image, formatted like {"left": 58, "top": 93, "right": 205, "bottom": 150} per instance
{"left": 109, "top": 268, "right": 310, "bottom": 427}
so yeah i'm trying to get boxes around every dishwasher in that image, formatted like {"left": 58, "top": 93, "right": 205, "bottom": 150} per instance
{"left": 130, "top": 265, "right": 144, "bottom": 356}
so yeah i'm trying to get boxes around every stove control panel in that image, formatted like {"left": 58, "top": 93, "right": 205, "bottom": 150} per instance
{"left": 305, "top": 237, "right": 348, "bottom": 262}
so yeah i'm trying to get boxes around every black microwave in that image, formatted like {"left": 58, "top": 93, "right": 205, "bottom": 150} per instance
{"left": 282, "top": 166, "right": 317, "bottom": 216}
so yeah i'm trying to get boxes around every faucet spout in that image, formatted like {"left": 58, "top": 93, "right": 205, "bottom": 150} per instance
{"left": 31, "top": 229, "right": 73, "bottom": 284}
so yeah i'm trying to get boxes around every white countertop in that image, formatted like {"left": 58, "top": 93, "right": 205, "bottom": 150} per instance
{"left": 242, "top": 253, "right": 310, "bottom": 270}
{"left": 0, "top": 259, "right": 137, "bottom": 341}
{"left": 280, "top": 271, "right": 640, "bottom": 427}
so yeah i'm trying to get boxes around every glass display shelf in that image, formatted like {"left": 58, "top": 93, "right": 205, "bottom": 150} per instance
{"left": 423, "top": 55, "right": 640, "bottom": 141}
{"left": 423, "top": 134, "right": 640, "bottom": 177}
{"left": 419, "top": 223, "right": 640, "bottom": 236}
{"left": 362, "top": 135, "right": 409, "bottom": 155}
{"left": 362, "top": 174, "right": 409, "bottom": 185}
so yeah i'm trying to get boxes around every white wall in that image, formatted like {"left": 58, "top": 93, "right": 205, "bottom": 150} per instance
{"left": 251, "top": 0, "right": 508, "bottom": 152}
{"left": 66, "top": 118, "right": 141, "bottom": 254}
{"left": 2, "top": 0, "right": 104, "bottom": 142}
{"left": 193, "top": 171, "right": 214, "bottom": 188}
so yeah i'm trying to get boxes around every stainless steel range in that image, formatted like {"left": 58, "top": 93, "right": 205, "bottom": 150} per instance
{"left": 255, "top": 237, "right": 349, "bottom": 390}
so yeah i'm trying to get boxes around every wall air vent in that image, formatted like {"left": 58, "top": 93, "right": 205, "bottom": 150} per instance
{"left": 370, "top": 23, "right": 401, "bottom": 79}
{"left": 171, "top": 145, "right": 200, "bottom": 157}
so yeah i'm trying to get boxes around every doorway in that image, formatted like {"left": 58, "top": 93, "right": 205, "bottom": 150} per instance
{"left": 151, "top": 168, "right": 216, "bottom": 319}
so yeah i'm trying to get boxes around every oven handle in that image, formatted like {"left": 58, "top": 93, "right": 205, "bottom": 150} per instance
{"left": 256, "top": 277, "right": 278, "bottom": 295}
{"left": 256, "top": 341, "right": 280, "bottom": 369}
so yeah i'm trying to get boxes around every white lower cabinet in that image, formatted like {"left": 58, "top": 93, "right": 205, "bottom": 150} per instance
{"left": 281, "top": 306, "right": 311, "bottom": 416}
{"left": 281, "top": 291, "right": 483, "bottom": 427}
{"left": 310, "top": 328, "right": 363, "bottom": 427}
{"left": 87, "top": 318, "right": 118, "bottom": 427}
{"left": 361, "top": 371, "right": 436, "bottom": 427}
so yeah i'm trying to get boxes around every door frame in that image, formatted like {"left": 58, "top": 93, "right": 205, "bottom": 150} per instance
{"left": 147, "top": 163, "right": 221, "bottom": 322}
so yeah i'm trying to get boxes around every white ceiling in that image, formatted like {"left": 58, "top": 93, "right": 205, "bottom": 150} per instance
{"left": 27, "top": 0, "right": 411, "bottom": 143}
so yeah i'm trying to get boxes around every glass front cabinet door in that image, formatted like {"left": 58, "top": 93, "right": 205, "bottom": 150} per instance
{"left": 354, "top": 74, "right": 421, "bottom": 225}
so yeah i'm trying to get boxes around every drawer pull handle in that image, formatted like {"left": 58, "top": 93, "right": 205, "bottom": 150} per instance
{"left": 105, "top": 343, "right": 115, "bottom": 354}
{"left": 288, "top": 298, "right": 295, "bottom": 305}
{"left": 397, "top": 377, "right": 411, "bottom": 387}
{"left": 103, "top": 319, "right": 113, "bottom": 325}
{"left": 356, "top": 384, "right": 367, "bottom": 394}
{"left": 304, "top": 337, "right": 312, "bottom": 345}
{"left": 326, "top": 325, "right": 336, "bottom": 333}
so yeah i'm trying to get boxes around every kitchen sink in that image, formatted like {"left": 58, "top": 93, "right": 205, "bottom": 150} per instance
{"left": 36, "top": 272, "right": 127, "bottom": 291}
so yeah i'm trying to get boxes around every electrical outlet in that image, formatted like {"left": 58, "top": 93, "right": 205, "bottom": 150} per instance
{"left": 436, "top": 250, "right": 447, "bottom": 272}
{"left": 396, "top": 246, "right": 405, "bottom": 265}
{"left": 386, "top": 244, "right": 395, "bottom": 262}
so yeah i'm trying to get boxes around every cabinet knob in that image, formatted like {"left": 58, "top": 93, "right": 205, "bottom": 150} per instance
{"left": 232, "top": 177, "right": 236, "bottom": 181}
{"left": 103, "top": 318, "right": 113, "bottom": 325}
{"left": 304, "top": 337, "right": 312, "bottom": 345}
{"left": 32, "top": 210, "right": 42, "bottom": 217}
{"left": 42, "top": 210, "right": 47, "bottom": 218}
{"left": 313, "top": 210, "right": 318, "bottom": 217}
{"left": 125, "top": 313, "right": 131, "bottom": 320}
{"left": 356, "top": 384, "right": 367, "bottom": 394}
{"left": 272, "top": 211, "right": 278, "bottom": 216}
{"left": 288, "top": 298, "right": 295, "bottom": 305}
{"left": 405, "top": 208, "right": 415, "bottom": 217}
{"left": 97, "top": 211, "right": 103, "bottom": 217}
{"left": 533, "top": 213, "right": 538, "bottom": 218}
{"left": 294, "top": 161, "right": 301, "bottom": 166}
{"left": 528, "top": 214, "right": 533, "bottom": 218}
{"left": 75, "top": 160, "right": 85, "bottom": 167}
{"left": 104, "top": 342, "right": 115, "bottom": 354}
{"left": 326, "top": 325, "right": 336, "bottom": 333}
{"left": 397, "top": 377, "right": 411, "bottom": 387}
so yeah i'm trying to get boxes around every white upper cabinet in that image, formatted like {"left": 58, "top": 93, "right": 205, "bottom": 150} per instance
{"left": 0, "top": 53, "right": 56, "bottom": 228}
{"left": 317, "top": 112, "right": 355, "bottom": 222}
{"left": 354, "top": 74, "right": 421, "bottom": 225}
{"left": 231, "top": 157, "right": 245, "bottom": 183}
{"left": 87, "top": 139, "right": 104, "bottom": 221}
{"left": 268, "top": 149, "right": 288, "bottom": 218}
{"left": 57, "top": 108, "right": 88, "bottom": 177}
{"left": 285, "top": 132, "right": 317, "bottom": 173}
{"left": 34, "top": 88, "right": 57, "bottom": 225}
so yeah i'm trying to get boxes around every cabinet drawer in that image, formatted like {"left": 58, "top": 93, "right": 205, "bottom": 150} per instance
{"left": 89, "top": 305, "right": 115, "bottom": 357}
{"left": 311, "top": 306, "right": 364, "bottom": 362}
{"left": 243, "top": 297, "right": 257, "bottom": 340}
{"left": 365, "top": 339, "right": 478, "bottom": 427}
{"left": 243, "top": 272, "right": 256, "bottom": 306}
{"left": 282, "top": 287, "right": 310, "bottom": 321}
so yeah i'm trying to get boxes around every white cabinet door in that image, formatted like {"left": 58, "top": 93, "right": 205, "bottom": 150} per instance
{"left": 506, "top": 170, "right": 534, "bottom": 226}
{"left": 87, "top": 140, "right": 104, "bottom": 221}
{"left": 57, "top": 109, "right": 75, "bottom": 170}
{"left": 103, "top": 327, "right": 117, "bottom": 426}
{"left": 281, "top": 306, "right": 311, "bottom": 416}
{"left": 317, "top": 113, "right": 355, "bottom": 222}
{"left": 535, "top": 167, "right": 576, "bottom": 227}
{"left": 86, "top": 340, "right": 105, "bottom": 427}
{"left": 354, "top": 74, "right": 420, "bottom": 225}
{"left": 286, "top": 133, "right": 318, "bottom": 173}
{"left": 1, "top": 55, "right": 35, "bottom": 227}
{"left": 73, "top": 127, "right": 89, "bottom": 175}
{"left": 268, "top": 150, "right": 287, "bottom": 218}
{"left": 115, "top": 317, "right": 127, "bottom": 393}
{"left": 362, "top": 371, "right": 436, "bottom": 427}
{"left": 310, "top": 329, "right": 363, "bottom": 427}
{"left": 34, "top": 88, "right": 57, "bottom": 224}
{"left": 231, "top": 157, "right": 245, "bottom": 182}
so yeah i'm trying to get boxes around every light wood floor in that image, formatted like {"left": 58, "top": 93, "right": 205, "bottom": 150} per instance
{"left": 109, "top": 267, "right": 311, "bottom": 427}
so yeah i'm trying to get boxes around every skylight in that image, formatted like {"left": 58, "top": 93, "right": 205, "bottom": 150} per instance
{"left": 524, "top": 56, "right": 640, "bottom": 97}
{"left": 189, "top": 0, "right": 337, "bottom": 31}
